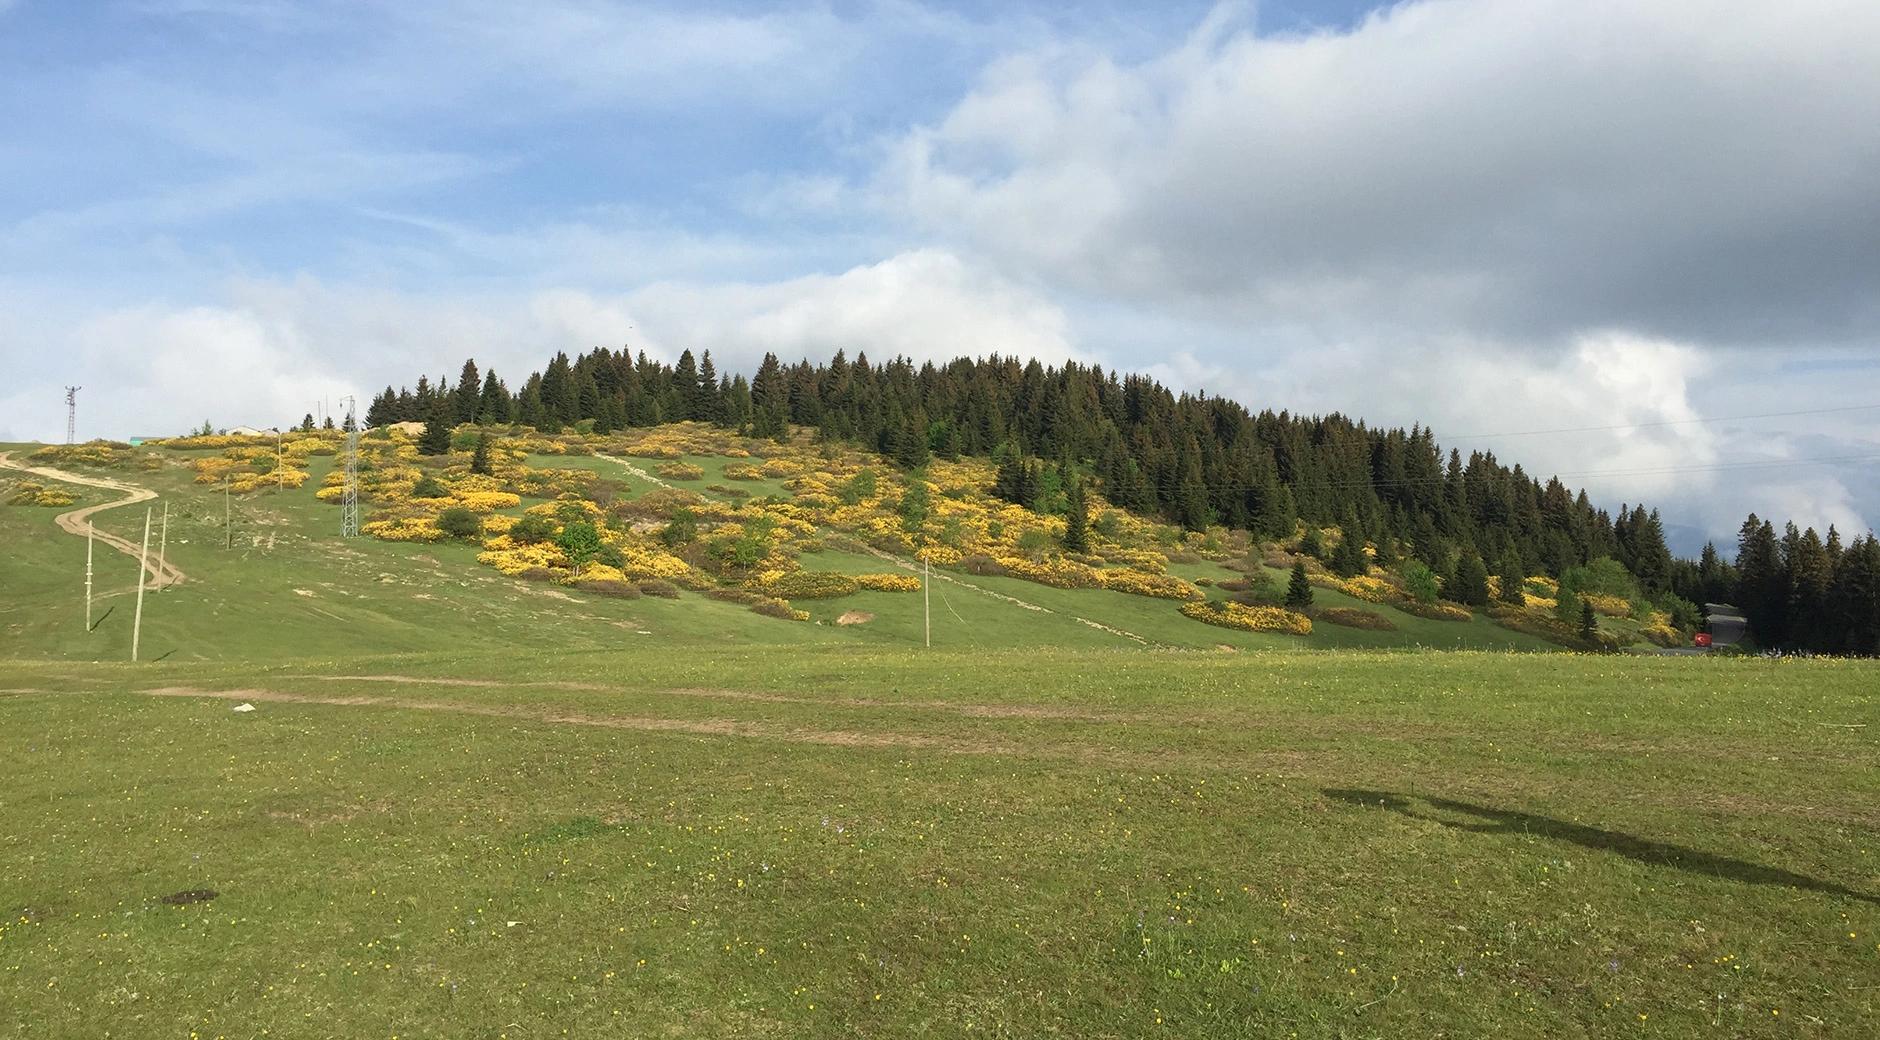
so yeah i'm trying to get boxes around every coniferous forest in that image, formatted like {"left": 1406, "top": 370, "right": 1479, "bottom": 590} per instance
{"left": 356, "top": 348, "right": 1880, "bottom": 655}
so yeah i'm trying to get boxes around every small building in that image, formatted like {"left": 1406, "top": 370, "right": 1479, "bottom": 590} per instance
{"left": 1702, "top": 603, "right": 1747, "bottom": 647}
{"left": 226, "top": 425, "right": 272, "bottom": 437}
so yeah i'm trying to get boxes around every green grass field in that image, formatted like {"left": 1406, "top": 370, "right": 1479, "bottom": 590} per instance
{"left": 2, "top": 444, "right": 1877, "bottom": 1037}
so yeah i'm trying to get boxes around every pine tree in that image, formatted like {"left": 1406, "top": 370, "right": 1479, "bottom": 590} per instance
{"left": 1332, "top": 529, "right": 1367, "bottom": 578}
{"left": 1454, "top": 552, "right": 1491, "bottom": 607}
{"left": 299, "top": 413, "right": 315, "bottom": 432}
{"left": 1786, "top": 527, "right": 1833, "bottom": 651}
{"left": 1498, "top": 554, "right": 1528, "bottom": 606}
{"left": 697, "top": 351, "right": 723, "bottom": 425}
{"left": 1555, "top": 587, "right": 1581, "bottom": 625}
{"left": 454, "top": 359, "right": 481, "bottom": 424}
{"left": 478, "top": 370, "right": 509, "bottom": 424}
{"left": 470, "top": 433, "right": 493, "bottom": 475}
{"left": 1285, "top": 561, "right": 1313, "bottom": 609}
{"left": 418, "top": 395, "right": 455, "bottom": 456}
{"left": 1735, "top": 514, "right": 1786, "bottom": 647}
{"left": 1579, "top": 600, "right": 1599, "bottom": 642}
{"left": 1063, "top": 477, "right": 1089, "bottom": 553}
{"left": 672, "top": 351, "right": 699, "bottom": 421}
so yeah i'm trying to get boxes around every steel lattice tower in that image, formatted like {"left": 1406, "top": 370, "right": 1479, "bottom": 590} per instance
{"left": 339, "top": 395, "right": 360, "bottom": 538}
{"left": 64, "top": 386, "right": 80, "bottom": 444}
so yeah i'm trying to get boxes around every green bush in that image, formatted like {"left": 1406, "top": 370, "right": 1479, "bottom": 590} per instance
{"left": 510, "top": 514, "right": 557, "bottom": 545}
{"left": 436, "top": 506, "right": 482, "bottom": 540}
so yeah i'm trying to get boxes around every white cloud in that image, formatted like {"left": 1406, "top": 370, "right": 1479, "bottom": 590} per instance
{"left": 882, "top": 0, "right": 1880, "bottom": 344}
{"left": 624, "top": 249, "right": 1076, "bottom": 373}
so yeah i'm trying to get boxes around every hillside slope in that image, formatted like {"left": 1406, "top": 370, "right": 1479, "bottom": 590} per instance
{"left": 1, "top": 425, "right": 1658, "bottom": 662}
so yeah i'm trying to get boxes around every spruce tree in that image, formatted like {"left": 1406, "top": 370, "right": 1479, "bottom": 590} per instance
{"left": 1454, "top": 551, "right": 1491, "bottom": 607}
{"left": 1498, "top": 555, "right": 1528, "bottom": 606}
{"left": 1579, "top": 600, "right": 1599, "bottom": 643}
{"left": 470, "top": 432, "right": 493, "bottom": 475}
{"left": 1555, "top": 587, "right": 1582, "bottom": 625}
{"left": 478, "top": 370, "right": 508, "bottom": 424}
{"left": 1332, "top": 529, "right": 1367, "bottom": 578}
{"left": 1063, "top": 477, "right": 1089, "bottom": 553}
{"left": 418, "top": 396, "right": 454, "bottom": 456}
{"left": 454, "top": 359, "right": 481, "bottom": 423}
{"left": 1285, "top": 561, "right": 1313, "bottom": 609}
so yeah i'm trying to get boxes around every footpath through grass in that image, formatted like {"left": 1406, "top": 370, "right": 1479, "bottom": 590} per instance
{"left": 2, "top": 648, "right": 1875, "bottom": 1038}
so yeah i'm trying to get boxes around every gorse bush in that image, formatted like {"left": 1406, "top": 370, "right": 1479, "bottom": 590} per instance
{"left": 656, "top": 462, "right": 705, "bottom": 481}
{"left": 1314, "top": 606, "right": 1397, "bottom": 631}
{"left": 6, "top": 481, "right": 76, "bottom": 507}
{"left": 755, "top": 571, "right": 860, "bottom": 600}
{"left": 1180, "top": 600, "right": 1313, "bottom": 636}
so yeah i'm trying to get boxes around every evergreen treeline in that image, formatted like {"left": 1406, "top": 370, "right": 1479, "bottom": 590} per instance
{"left": 359, "top": 348, "right": 1879, "bottom": 653}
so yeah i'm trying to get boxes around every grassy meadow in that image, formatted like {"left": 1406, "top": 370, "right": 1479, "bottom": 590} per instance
{"left": 1, "top": 437, "right": 1876, "bottom": 1037}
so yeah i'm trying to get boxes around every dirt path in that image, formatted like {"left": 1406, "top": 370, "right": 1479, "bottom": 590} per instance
{"left": 0, "top": 451, "right": 186, "bottom": 590}
{"left": 593, "top": 453, "right": 675, "bottom": 490}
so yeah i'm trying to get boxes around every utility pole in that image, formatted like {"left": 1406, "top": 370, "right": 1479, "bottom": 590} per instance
{"left": 64, "top": 386, "right": 81, "bottom": 444}
{"left": 340, "top": 394, "right": 359, "bottom": 537}
{"left": 132, "top": 508, "right": 151, "bottom": 661}
{"left": 277, "top": 428, "right": 285, "bottom": 491}
{"left": 924, "top": 555, "right": 931, "bottom": 648}
{"left": 85, "top": 522, "right": 94, "bottom": 631}
{"left": 157, "top": 502, "right": 170, "bottom": 591}
{"left": 225, "top": 475, "right": 232, "bottom": 549}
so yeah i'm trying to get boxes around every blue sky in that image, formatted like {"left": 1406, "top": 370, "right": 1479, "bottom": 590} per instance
{"left": 2, "top": 0, "right": 1877, "bottom": 550}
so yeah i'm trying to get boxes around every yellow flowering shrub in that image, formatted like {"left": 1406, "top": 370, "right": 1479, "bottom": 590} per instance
{"left": 362, "top": 517, "right": 445, "bottom": 542}
{"left": 1526, "top": 575, "right": 1560, "bottom": 596}
{"left": 755, "top": 571, "right": 860, "bottom": 599}
{"left": 855, "top": 572, "right": 922, "bottom": 592}
{"left": 1582, "top": 593, "right": 1632, "bottom": 617}
{"left": 7, "top": 481, "right": 76, "bottom": 507}
{"left": 1180, "top": 601, "right": 1313, "bottom": 636}
{"left": 282, "top": 436, "right": 338, "bottom": 458}
{"left": 760, "top": 458, "right": 802, "bottom": 477}
{"left": 657, "top": 462, "right": 705, "bottom": 480}
{"left": 999, "top": 556, "right": 1105, "bottom": 589}
{"left": 478, "top": 539, "right": 567, "bottom": 575}
{"left": 29, "top": 442, "right": 142, "bottom": 468}
{"left": 1340, "top": 575, "right": 1397, "bottom": 603}
{"left": 571, "top": 562, "right": 628, "bottom": 584}
{"left": 1099, "top": 569, "right": 1204, "bottom": 601}
{"left": 452, "top": 490, "right": 523, "bottom": 513}
{"left": 145, "top": 433, "right": 278, "bottom": 450}
{"left": 722, "top": 463, "right": 765, "bottom": 481}
{"left": 228, "top": 468, "right": 308, "bottom": 493}
{"left": 615, "top": 542, "right": 692, "bottom": 580}
{"left": 1639, "top": 611, "right": 1683, "bottom": 647}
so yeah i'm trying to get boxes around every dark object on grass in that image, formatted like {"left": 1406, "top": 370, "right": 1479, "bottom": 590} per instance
{"left": 161, "top": 889, "right": 218, "bottom": 905}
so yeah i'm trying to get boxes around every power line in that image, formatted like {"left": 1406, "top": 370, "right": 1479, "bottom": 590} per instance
{"left": 1442, "top": 403, "right": 1880, "bottom": 441}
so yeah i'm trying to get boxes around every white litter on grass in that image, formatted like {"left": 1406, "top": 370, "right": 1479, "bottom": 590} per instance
{"left": 232, "top": 703, "right": 256, "bottom": 713}
{"left": 507, "top": 921, "right": 521, "bottom": 928}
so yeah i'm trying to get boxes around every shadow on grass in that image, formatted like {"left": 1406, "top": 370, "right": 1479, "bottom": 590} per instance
{"left": 1323, "top": 788, "right": 1878, "bottom": 906}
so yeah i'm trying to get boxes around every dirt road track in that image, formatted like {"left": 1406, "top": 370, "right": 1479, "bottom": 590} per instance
{"left": 0, "top": 451, "right": 186, "bottom": 590}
